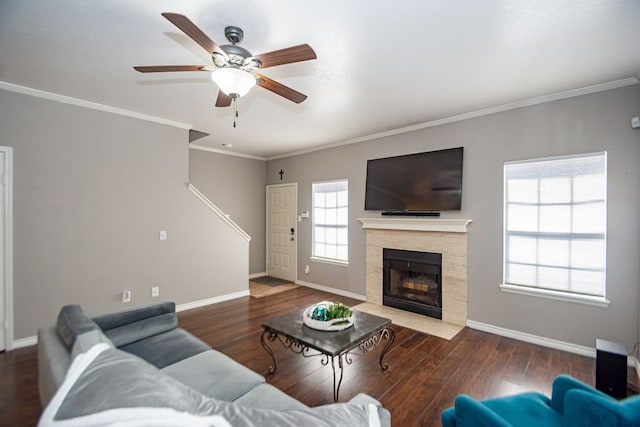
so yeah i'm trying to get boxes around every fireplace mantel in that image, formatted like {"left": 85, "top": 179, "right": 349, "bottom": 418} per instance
{"left": 358, "top": 217, "right": 472, "bottom": 233}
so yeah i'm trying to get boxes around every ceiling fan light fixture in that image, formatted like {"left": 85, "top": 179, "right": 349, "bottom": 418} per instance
{"left": 211, "top": 67, "right": 256, "bottom": 97}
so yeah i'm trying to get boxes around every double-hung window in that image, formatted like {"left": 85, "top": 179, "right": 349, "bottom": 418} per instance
{"left": 502, "top": 152, "right": 607, "bottom": 304}
{"left": 312, "top": 180, "right": 348, "bottom": 263}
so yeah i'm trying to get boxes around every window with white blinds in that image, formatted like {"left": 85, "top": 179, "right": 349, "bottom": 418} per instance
{"left": 503, "top": 152, "right": 607, "bottom": 299}
{"left": 312, "top": 180, "right": 348, "bottom": 263}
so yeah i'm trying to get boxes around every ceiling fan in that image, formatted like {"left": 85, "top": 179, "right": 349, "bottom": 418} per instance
{"left": 134, "top": 13, "right": 317, "bottom": 108}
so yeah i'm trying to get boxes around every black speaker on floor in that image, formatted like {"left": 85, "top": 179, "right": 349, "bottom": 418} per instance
{"left": 595, "top": 338, "right": 627, "bottom": 399}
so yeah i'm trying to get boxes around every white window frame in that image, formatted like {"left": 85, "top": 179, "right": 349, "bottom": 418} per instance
{"left": 311, "top": 179, "right": 349, "bottom": 266}
{"left": 500, "top": 152, "right": 609, "bottom": 306}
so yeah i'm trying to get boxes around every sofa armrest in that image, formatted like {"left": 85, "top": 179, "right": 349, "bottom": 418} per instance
{"left": 550, "top": 374, "right": 611, "bottom": 414}
{"left": 450, "top": 395, "right": 512, "bottom": 427}
{"left": 57, "top": 304, "right": 101, "bottom": 349}
{"left": 92, "top": 301, "right": 178, "bottom": 347}
{"left": 38, "top": 326, "right": 72, "bottom": 408}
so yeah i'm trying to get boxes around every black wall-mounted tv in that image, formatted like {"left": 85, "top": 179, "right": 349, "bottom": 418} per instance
{"left": 364, "top": 147, "right": 464, "bottom": 213}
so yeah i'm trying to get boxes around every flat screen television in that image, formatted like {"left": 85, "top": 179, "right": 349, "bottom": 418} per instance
{"left": 364, "top": 147, "right": 464, "bottom": 213}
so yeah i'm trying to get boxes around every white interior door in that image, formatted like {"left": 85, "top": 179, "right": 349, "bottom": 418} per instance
{"left": 0, "top": 149, "right": 9, "bottom": 351}
{"left": 0, "top": 151, "right": 5, "bottom": 350}
{"left": 266, "top": 184, "right": 297, "bottom": 281}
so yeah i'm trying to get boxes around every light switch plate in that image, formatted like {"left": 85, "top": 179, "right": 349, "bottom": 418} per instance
{"left": 159, "top": 230, "right": 167, "bottom": 240}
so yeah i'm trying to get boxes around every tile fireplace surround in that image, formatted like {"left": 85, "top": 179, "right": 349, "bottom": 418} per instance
{"left": 359, "top": 218, "right": 472, "bottom": 327}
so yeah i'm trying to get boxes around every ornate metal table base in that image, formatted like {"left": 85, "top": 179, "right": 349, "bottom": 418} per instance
{"left": 260, "top": 326, "right": 395, "bottom": 402}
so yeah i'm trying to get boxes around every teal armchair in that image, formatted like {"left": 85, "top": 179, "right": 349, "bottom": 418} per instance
{"left": 441, "top": 375, "right": 640, "bottom": 427}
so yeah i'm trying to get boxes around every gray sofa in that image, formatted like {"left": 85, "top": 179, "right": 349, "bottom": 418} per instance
{"left": 37, "top": 302, "right": 391, "bottom": 426}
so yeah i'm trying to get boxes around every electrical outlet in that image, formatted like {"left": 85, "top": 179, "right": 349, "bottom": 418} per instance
{"left": 305, "top": 265, "right": 310, "bottom": 274}
{"left": 159, "top": 230, "right": 167, "bottom": 240}
{"left": 122, "top": 290, "right": 131, "bottom": 303}
{"left": 151, "top": 286, "right": 160, "bottom": 297}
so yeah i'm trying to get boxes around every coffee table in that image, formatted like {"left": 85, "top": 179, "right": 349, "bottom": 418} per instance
{"left": 260, "top": 308, "right": 395, "bottom": 402}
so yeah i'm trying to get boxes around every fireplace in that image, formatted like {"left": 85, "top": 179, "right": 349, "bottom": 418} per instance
{"left": 360, "top": 217, "right": 470, "bottom": 326}
{"left": 383, "top": 248, "right": 442, "bottom": 319}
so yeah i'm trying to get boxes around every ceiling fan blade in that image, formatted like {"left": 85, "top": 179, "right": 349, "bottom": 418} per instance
{"left": 254, "top": 44, "right": 317, "bottom": 69}
{"left": 133, "top": 65, "right": 212, "bottom": 73}
{"left": 255, "top": 74, "right": 307, "bottom": 104}
{"left": 161, "top": 12, "right": 227, "bottom": 58}
{"left": 215, "top": 91, "right": 233, "bottom": 107}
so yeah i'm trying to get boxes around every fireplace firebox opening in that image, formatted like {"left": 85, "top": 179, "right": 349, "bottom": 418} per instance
{"left": 383, "top": 248, "right": 442, "bottom": 319}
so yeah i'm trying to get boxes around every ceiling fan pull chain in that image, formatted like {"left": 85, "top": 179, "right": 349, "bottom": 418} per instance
{"left": 233, "top": 97, "right": 238, "bottom": 128}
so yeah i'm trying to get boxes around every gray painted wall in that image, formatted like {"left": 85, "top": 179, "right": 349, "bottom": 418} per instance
{"left": 266, "top": 85, "right": 640, "bottom": 349}
{"left": 189, "top": 149, "right": 266, "bottom": 275}
{"left": 2, "top": 89, "right": 249, "bottom": 340}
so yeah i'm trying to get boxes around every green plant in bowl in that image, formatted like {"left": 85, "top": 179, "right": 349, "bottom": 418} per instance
{"left": 327, "top": 302, "right": 353, "bottom": 320}
{"left": 304, "top": 301, "right": 355, "bottom": 331}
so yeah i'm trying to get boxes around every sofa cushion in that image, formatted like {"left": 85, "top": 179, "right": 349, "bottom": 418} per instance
{"left": 56, "top": 305, "right": 100, "bottom": 349}
{"left": 232, "top": 383, "right": 308, "bottom": 411}
{"left": 120, "top": 327, "right": 210, "bottom": 368}
{"left": 162, "top": 349, "right": 265, "bottom": 401}
{"left": 92, "top": 301, "right": 178, "bottom": 347}
{"left": 39, "top": 343, "right": 384, "bottom": 427}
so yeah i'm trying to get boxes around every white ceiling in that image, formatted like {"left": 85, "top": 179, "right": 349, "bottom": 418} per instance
{"left": 1, "top": 1, "right": 639, "bottom": 159}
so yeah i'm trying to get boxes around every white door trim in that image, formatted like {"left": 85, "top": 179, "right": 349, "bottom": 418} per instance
{"left": 0, "top": 146, "right": 14, "bottom": 351}
{"left": 266, "top": 183, "right": 298, "bottom": 281}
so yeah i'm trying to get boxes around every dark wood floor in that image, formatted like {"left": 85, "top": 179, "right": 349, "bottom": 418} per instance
{"left": 1, "top": 286, "right": 637, "bottom": 426}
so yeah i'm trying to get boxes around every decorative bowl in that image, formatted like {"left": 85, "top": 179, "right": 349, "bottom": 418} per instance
{"left": 302, "top": 301, "right": 355, "bottom": 331}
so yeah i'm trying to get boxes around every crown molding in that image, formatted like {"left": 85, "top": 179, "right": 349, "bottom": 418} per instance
{"left": 267, "top": 77, "right": 640, "bottom": 161}
{"left": 189, "top": 144, "right": 266, "bottom": 161}
{"left": 2, "top": 77, "right": 637, "bottom": 161}
{"left": 0, "top": 81, "right": 192, "bottom": 130}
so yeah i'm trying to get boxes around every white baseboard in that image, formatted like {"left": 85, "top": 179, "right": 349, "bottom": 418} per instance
{"left": 467, "top": 320, "right": 639, "bottom": 369}
{"left": 295, "top": 280, "right": 366, "bottom": 301}
{"left": 176, "top": 290, "right": 250, "bottom": 313}
{"left": 6, "top": 291, "right": 251, "bottom": 351}
{"left": 11, "top": 335, "right": 37, "bottom": 349}
{"left": 249, "top": 272, "right": 266, "bottom": 279}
